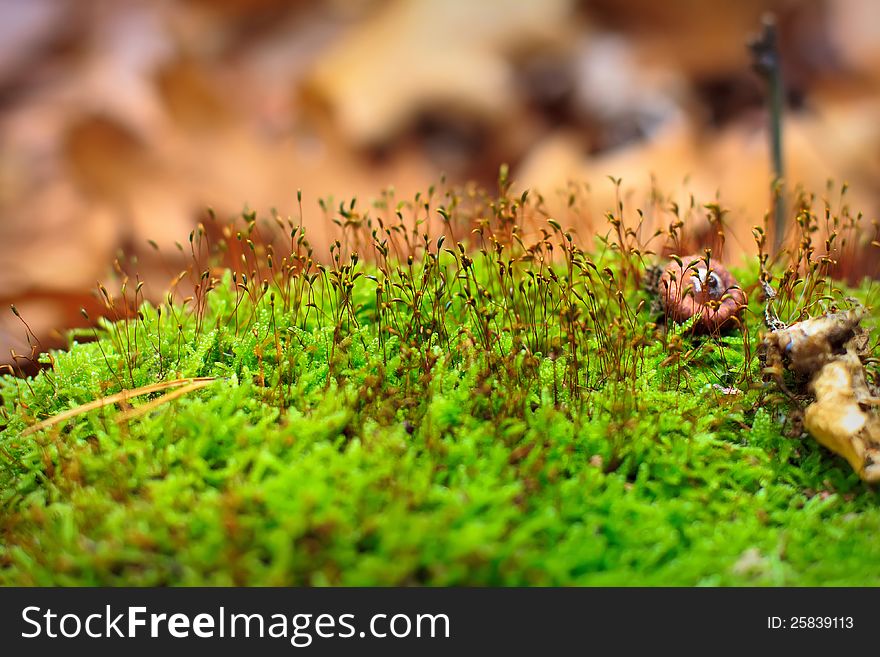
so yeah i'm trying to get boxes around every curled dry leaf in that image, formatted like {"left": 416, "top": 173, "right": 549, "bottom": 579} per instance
{"left": 657, "top": 254, "right": 746, "bottom": 333}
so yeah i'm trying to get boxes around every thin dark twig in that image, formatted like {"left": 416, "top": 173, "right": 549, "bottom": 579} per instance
{"left": 749, "top": 14, "right": 786, "bottom": 252}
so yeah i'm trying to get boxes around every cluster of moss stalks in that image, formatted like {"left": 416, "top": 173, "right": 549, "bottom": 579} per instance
{"left": 2, "top": 175, "right": 880, "bottom": 586}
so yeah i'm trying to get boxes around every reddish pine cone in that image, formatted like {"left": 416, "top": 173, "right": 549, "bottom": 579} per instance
{"left": 658, "top": 255, "right": 746, "bottom": 333}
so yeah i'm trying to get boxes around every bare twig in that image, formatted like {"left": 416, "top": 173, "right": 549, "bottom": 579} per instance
{"left": 749, "top": 14, "right": 786, "bottom": 252}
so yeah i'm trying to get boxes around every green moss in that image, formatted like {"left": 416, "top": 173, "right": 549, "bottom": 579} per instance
{"left": 2, "top": 184, "right": 879, "bottom": 585}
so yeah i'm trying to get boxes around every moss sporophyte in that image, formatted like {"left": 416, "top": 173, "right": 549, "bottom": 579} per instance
{"left": 2, "top": 178, "right": 880, "bottom": 585}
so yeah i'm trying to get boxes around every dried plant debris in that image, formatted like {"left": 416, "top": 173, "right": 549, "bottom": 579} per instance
{"left": 655, "top": 254, "right": 747, "bottom": 334}
{"left": 761, "top": 308, "right": 880, "bottom": 482}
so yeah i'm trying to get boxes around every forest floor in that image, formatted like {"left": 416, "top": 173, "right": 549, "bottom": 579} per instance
{"left": 2, "top": 180, "right": 879, "bottom": 585}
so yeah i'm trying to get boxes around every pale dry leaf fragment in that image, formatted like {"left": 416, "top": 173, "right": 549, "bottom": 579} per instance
{"left": 804, "top": 351, "right": 880, "bottom": 483}
{"left": 762, "top": 309, "right": 880, "bottom": 482}
{"left": 732, "top": 547, "right": 769, "bottom": 577}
